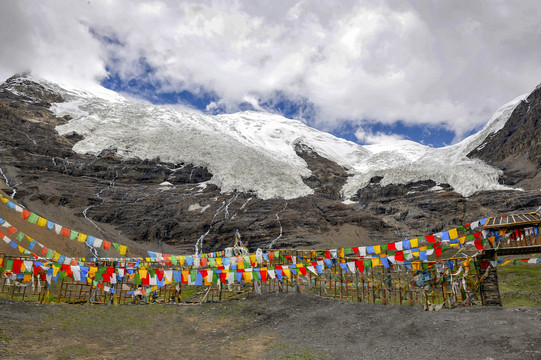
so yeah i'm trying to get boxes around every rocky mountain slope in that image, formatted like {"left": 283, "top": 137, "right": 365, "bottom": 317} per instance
{"left": 469, "top": 84, "right": 541, "bottom": 189}
{"left": 0, "top": 74, "right": 540, "bottom": 257}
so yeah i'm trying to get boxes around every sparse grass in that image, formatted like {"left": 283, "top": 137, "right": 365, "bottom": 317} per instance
{"left": 272, "top": 344, "right": 328, "bottom": 360}
{"left": 498, "top": 260, "right": 541, "bottom": 307}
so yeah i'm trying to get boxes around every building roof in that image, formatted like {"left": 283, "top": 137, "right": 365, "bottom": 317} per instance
{"left": 483, "top": 213, "right": 541, "bottom": 229}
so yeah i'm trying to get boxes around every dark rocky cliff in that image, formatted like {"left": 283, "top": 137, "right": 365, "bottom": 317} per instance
{"left": 468, "top": 84, "right": 541, "bottom": 189}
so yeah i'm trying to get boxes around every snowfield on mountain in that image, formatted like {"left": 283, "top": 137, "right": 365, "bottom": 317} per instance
{"left": 13, "top": 74, "right": 521, "bottom": 201}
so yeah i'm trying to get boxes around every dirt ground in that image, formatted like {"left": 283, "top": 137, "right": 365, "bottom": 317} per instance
{"left": 1, "top": 292, "right": 540, "bottom": 360}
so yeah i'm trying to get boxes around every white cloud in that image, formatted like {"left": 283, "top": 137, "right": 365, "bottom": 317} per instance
{"left": 1, "top": 0, "right": 541, "bottom": 140}
{"left": 355, "top": 128, "right": 405, "bottom": 145}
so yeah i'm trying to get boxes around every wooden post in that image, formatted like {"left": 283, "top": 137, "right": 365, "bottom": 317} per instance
{"left": 57, "top": 279, "right": 64, "bottom": 303}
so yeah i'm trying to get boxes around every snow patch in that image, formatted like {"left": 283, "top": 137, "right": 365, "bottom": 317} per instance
{"left": 31, "top": 75, "right": 528, "bottom": 200}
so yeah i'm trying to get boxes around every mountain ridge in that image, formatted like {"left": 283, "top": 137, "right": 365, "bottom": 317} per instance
{"left": 0, "top": 73, "right": 540, "bottom": 256}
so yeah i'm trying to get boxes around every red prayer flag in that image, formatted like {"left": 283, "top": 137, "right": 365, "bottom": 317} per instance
{"left": 142, "top": 274, "right": 150, "bottom": 285}
{"left": 33, "top": 265, "right": 40, "bottom": 276}
{"left": 426, "top": 235, "right": 436, "bottom": 243}
{"left": 41, "top": 247, "right": 48, "bottom": 257}
{"left": 435, "top": 247, "right": 442, "bottom": 258}
{"left": 154, "top": 269, "right": 164, "bottom": 281}
{"left": 22, "top": 209, "right": 32, "bottom": 220}
{"left": 61, "top": 227, "right": 71, "bottom": 237}
{"left": 355, "top": 260, "right": 364, "bottom": 273}
{"left": 260, "top": 270, "right": 268, "bottom": 282}
{"left": 102, "top": 273, "right": 111, "bottom": 282}
{"left": 12, "top": 259, "right": 23, "bottom": 273}
{"left": 298, "top": 267, "right": 307, "bottom": 277}
{"left": 7, "top": 226, "right": 17, "bottom": 235}
{"left": 102, "top": 241, "right": 111, "bottom": 250}
{"left": 219, "top": 272, "right": 227, "bottom": 284}
{"left": 387, "top": 243, "right": 396, "bottom": 251}
{"left": 352, "top": 247, "right": 359, "bottom": 254}
{"left": 474, "top": 239, "right": 484, "bottom": 251}
{"left": 395, "top": 251, "right": 404, "bottom": 262}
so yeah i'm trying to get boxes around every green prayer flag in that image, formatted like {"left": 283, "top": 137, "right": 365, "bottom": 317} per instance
{"left": 171, "top": 256, "right": 177, "bottom": 265}
{"left": 363, "top": 259, "right": 372, "bottom": 268}
{"left": 381, "top": 244, "right": 388, "bottom": 252}
{"left": 113, "top": 242, "right": 120, "bottom": 251}
{"left": 16, "top": 231, "right": 25, "bottom": 242}
{"left": 27, "top": 213, "right": 39, "bottom": 224}
{"left": 133, "top": 274, "right": 141, "bottom": 285}
{"left": 190, "top": 270, "right": 197, "bottom": 282}
{"left": 466, "top": 234, "right": 475, "bottom": 240}
{"left": 4, "top": 259, "right": 13, "bottom": 271}
{"left": 344, "top": 248, "right": 353, "bottom": 255}
{"left": 209, "top": 258, "right": 216, "bottom": 267}
{"left": 69, "top": 230, "right": 79, "bottom": 241}
{"left": 213, "top": 272, "right": 219, "bottom": 283}
{"left": 46, "top": 249, "right": 54, "bottom": 259}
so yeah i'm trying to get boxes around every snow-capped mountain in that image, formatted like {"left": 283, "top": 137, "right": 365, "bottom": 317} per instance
{"left": 1, "top": 73, "right": 540, "bottom": 255}
{"left": 14, "top": 75, "right": 521, "bottom": 200}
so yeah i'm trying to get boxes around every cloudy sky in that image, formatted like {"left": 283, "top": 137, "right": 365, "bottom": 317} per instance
{"left": 1, "top": 0, "right": 540, "bottom": 146}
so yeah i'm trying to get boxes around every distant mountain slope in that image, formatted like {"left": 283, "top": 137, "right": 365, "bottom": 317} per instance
{"left": 468, "top": 84, "right": 541, "bottom": 190}
{"left": 1, "top": 73, "right": 540, "bottom": 256}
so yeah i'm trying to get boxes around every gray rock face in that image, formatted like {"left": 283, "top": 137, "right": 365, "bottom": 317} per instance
{"left": 1, "top": 74, "right": 540, "bottom": 257}
{"left": 468, "top": 84, "right": 541, "bottom": 189}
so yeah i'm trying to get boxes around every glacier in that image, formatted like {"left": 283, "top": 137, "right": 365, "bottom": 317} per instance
{"left": 36, "top": 76, "right": 525, "bottom": 201}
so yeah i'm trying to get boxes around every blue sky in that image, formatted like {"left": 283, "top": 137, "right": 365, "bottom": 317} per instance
{"left": 2, "top": 1, "right": 541, "bottom": 148}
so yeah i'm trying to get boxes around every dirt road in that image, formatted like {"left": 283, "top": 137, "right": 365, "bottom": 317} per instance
{"left": 1, "top": 293, "right": 540, "bottom": 359}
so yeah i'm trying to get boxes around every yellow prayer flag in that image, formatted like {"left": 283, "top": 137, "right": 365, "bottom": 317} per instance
{"left": 25, "top": 235, "right": 33, "bottom": 242}
{"left": 204, "top": 275, "right": 211, "bottom": 286}
{"left": 18, "top": 245, "right": 25, "bottom": 254}
{"left": 37, "top": 216, "right": 47, "bottom": 227}
{"left": 1, "top": 198, "right": 8, "bottom": 204}
{"left": 459, "top": 236, "right": 466, "bottom": 244}
{"left": 374, "top": 245, "right": 381, "bottom": 254}
{"left": 337, "top": 248, "right": 345, "bottom": 258}
{"left": 419, "top": 246, "right": 427, "bottom": 252}
{"left": 52, "top": 266, "right": 60, "bottom": 277}
{"left": 53, "top": 251, "right": 60, "bottom": 261}
{"left": 119, "top": 245, "right": 127, "bottom": 256}
{"left": 502, "top": 260, "right": 513, "bottom": 266}
{"left": 449, "top": 228, "right": 458, "bottom": 239}
{"left": 283, "top": 268, "right": 291, "bottom": 279}
{"left": 450, "top": 243, "right": 459, "bottom": 247}
{"left": 145, "top": 257, "right": 151, "bottom": 262}
{"left": 77, "top": 233, "right": 87, "bottom": 243}
{"left": 23, "top": 274, "right": 32, "bottom": 283}
{"left": 179, "top": 256, "right": 185, "bottom": 266}
{"left": 412, "top": 251, "right": 419, "bottom": 258}
{"left": 151, "top": 286, "right": 158, "bottom": 291}
{"left": 216, "top": 257, "right": 222, "bottom": 267}
{"left": 249, "top": 254, "right": 256, "bottom": 264}
{"left": 242, "top": 272, "right": 253, "bottom": 283}
{"left": 412, "top": 261, "right": 421, "bottom": 270}
{"left": 410, "top": 238, "right": 419, "bottom": 248}
{"left": 237, "top": 261, "right": 244, "bottom": 270}
{"left": 139, "top": 269, "right": 148, "bottom": 279}
{"left": 371, "top": 258, "right": 382, "bottom": 267}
